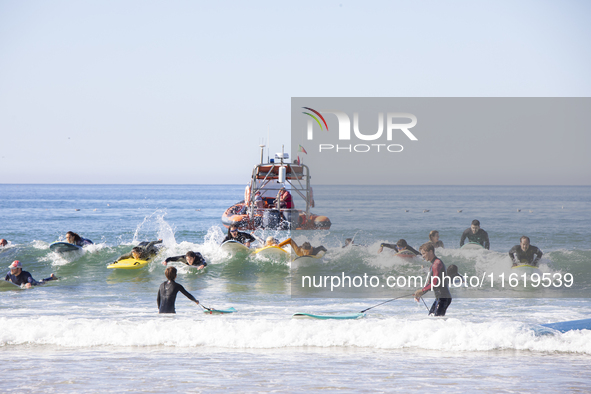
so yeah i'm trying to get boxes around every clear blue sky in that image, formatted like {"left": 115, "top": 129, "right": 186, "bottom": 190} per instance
{"left": 1, "top": 1, "right": 590, "bottom": 184}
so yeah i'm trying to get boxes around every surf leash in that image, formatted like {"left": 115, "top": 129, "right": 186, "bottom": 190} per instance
{"left": 420, "top": 297, "right": 430, "bottom": 312}
{"left": 359, "top": 293, "right": 414, "bottom": 313}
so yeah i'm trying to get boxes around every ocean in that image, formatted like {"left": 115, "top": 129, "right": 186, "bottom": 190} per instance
{"left": 1, "top": 184, "right": 590, "bottom": 393}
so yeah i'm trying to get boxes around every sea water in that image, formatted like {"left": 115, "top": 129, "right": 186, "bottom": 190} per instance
{"left": 1, "top": 185, "right": 590, "bottom": 393}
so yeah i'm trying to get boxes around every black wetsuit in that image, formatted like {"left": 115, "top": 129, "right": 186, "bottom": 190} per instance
{"left": 311, "top": 246, "right": 328, "bottom": 256}
{"left": 430, "top": 240, "right": 444, "bottom": 248}
{"left": 380, "top": 243, "right": 421, "bottom": 255}
{"left": 222, "top": 232, "right": 256, "bottom": 245}
{"left": 157, "top": 280, "right": 198, "bottom": 313}
{"left": 421, "top": 257, "right": 452, "bottom": 317}
{"left": 75, "top": 238, "right": 93, "bottom": 247}
{"left": 117, "top": 240, "right": 163, "bottom": 261}
{"left": 165, "top": 254, "right": 207, "bottom": 267}
{"left": 5, "top": 271, "right": 55, "bottom": 286}
{"left": 460, "top": 228, "right": 490, "bottom": 249}
{"left": 509, "top": 245, "right": 543, "bottom": 266}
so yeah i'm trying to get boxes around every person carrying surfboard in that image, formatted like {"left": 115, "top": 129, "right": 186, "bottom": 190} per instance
{"left": 221, "top": 225, "right": 255, "bottom": 248}
{"left": 65, "top": 231, "right": 93, "bottom": 247}
{"left": 377, "top": 239, "right": 420, "bottom": 255}
{"left": 509, "top": 236, "right": 543, "bottom": 267}
{"left": 162, "top": 251, "right": 207, "bottom": 270}
{"left": 459, "top": 220, "right": 490, "bottom": 249}
{"left": 414, "top": 243, "right": 452, "bottom": 317}
{"left": 115, "top": 240, "right": 163, "bottom": 262}
{"left": 4, "top": 260, "right": 57, "bottom": 288}
{"left": 289, "top": 239, "right": 327, "bottom": 257}
{"left": 157, "top": 266, "right": 199, "bottom": 313}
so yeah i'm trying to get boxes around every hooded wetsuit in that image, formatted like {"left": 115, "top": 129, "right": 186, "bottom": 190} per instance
{"left": 157, "top": 280, "right": 197, "bottom": 313}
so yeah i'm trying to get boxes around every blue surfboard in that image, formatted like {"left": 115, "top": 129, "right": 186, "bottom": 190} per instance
{"left": 203, "top": 307, "right": 236, "bottom": 315}
{"left": 541, "top": 318, "right": 591, "bottom": 333}
{"left": 49, "top": 242, "right": 82, "bottom": 253}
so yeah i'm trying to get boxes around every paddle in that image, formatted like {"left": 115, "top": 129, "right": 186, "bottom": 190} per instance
{"left": 359, "top": 293, "right": 414, "bottom": 313}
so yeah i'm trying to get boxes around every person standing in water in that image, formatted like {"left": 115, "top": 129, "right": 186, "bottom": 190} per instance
{"left": 157, "top": 266, "right": 200, "bottom": 313}
{"left": 414, "top": 243, "right": 452, "bottom": 317}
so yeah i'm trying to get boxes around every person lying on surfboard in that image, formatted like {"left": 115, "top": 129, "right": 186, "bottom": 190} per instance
{"left": 4, "top": 260, "right": 57, "bottom": 288}
{"left": 509, "top": 236, "right": 543, "bottom": 267}
{"left": 0, "top": 239, "right": 8, "bottom": 247}
{"left": 265, "top": 236, "right": 279, "bottom": 247}
{"left": 162, "top": 251, "right": 207, "bottom": 270}
{"left": 289, "top": 239, "right": 327, "bottom": 257}
{"left": 115, "top": 240, "right": 163, "bottom": 262}
{"left": 157, "top": 266, "right": 199, "bottom": 313}
{"left": 377, "top": 239, "right": 420, "bottom": 255}
{"left": 221, "top": 225, "right": 256, "bottom": 248}
{"left": 459, "top": 219, "right": 490, "bottom": 249}
{"left": 65, "top": 231, "right": 93, "bottom": 247}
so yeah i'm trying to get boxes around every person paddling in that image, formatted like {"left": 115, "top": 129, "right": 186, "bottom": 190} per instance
{"left": 4, "top": 260, "right": 57, "bottom": 288}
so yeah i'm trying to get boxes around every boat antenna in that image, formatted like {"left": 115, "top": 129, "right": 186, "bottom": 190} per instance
{"left": 267, "top": 125, "right": 270, "bottom": 163}
{"left": 259, "top": 143, "right": 265, "bottom": 164}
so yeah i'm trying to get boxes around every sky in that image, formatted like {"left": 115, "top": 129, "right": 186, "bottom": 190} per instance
{"left": 1, "top": 0, "right": 590, "bottom": 184}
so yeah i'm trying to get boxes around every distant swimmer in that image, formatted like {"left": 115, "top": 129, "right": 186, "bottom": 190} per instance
{"left": 429, "top": 230, "right": 444, "bottom": 248}
{"left": 0, "top": 239, "right": 8, "bottom": 247}
{"left": 157, "top": 266, "right": 199, "bottom": 314}
{"left": 222, "top": 225, "right": 256, "bottom": 248}
{"left": 460, "top": 220, "right": 490, "bottom": 249}
{"left": 414, "top": 243, "right": 452, "bottom": 316}
{"left": 4, "top": 260, "right": 57, "bottom": 288}
{"left": 289, "top": 239, "right": 327, "bottom": 257}
{"left": 66, "top": 231, "right": 93, "bottom": 247}
{"left": 275, "top": 187, "right": 293, "bottom": 209}
{"left": 342, "top": 238, "right": 354, "bottom": 248}
{"left": 378, "top": 239, "right": 420, "bottom": 256}
{"left": 163, "top": 251, "right": 207, "bottom": 270}
{"left": 509, "top": 236, "right": 543, "bottom": 267}
{"left": 115, "top": 240, "right": 163, "bottom": 262}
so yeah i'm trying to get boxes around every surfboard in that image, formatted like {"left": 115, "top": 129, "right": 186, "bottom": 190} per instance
{"left": 0, "top": 280, "right": 25, "bottom": 290}
{"left": 461, "top": 242, "right": 484, "bottom": 250}
{"left": 292, "top": 312, "right": 366, "bottom": 320}
{"left": 220, "top": 240, "right": 250, "bottom": 255}
{"left": 292, "top": 251, "right": 325, "bottom": 263}
{"left": 541, "top": 318, "right": 591, "bottom": 333}
{"left": 511, "top": 264, "right": 541, "bottom": 275}
{"left": 49, "top": 242, "right": 82, "bottom": 253}
{"left": 395, "top": 250, "right": 417, "bottom": 258}
{"left": 107, "top": 258, "right": 150, "bottom": 269}
{"left": 252, "top": 245, "right": 290, "bottom": 259}
{"left": 203, "top": 307, "right": 236, "bottom": 315}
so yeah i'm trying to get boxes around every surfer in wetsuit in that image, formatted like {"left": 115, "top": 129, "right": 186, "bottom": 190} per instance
{"left": 222, "top": 225, "right": 256, "bottom": 247}
{"left": 163, "top": 251, "right": 207, "bottom": 270}
{"left": 414, "top": 243, "right": 452, "bottom": 316}
{"left": 66, "top": 231, "right": 93, "bottom": 247}
{"left": 459, "top": 220, "right": 490, "bottom": 249}
{"left": 377, "top": 239, "right": 420, "bottom": 255}
{"left": 509, "top": 236, "right": 543, "bottom": 267}
{"left": 429, "top": 230, "right": 444, "bottom": 248}
{"left": 157, "top": 266, "right": 199, "bottom": 313}
{"left": 115, "top": 240, "right": 163, "bottom": 262}
{"left": 4, "top": 260, "right": 57, "bottom": 288}
{"left": 289, "top": 239, "right": 327, "bottom": 257}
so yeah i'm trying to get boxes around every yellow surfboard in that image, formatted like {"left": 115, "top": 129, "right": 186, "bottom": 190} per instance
{"left": 107, "top": 258, "right": 150, "bottom": 270}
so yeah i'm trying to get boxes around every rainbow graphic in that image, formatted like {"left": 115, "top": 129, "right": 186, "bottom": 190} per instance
{"left": 302, "top": 107, "right": 329, "bottom": 131}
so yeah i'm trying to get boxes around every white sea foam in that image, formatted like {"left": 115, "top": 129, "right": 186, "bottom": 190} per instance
{"left": 1, "top": 315, "right": 590, "bottom": 353}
